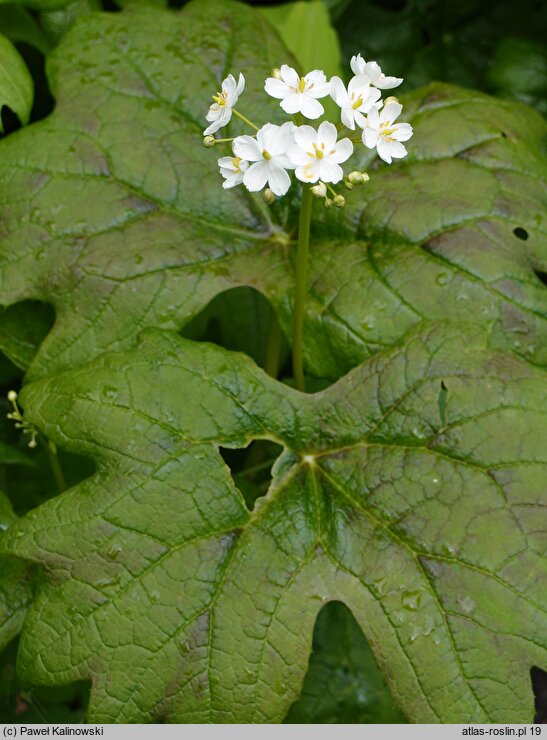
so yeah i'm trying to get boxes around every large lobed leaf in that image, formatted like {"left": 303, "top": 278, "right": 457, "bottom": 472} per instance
{"left": 2, "top": 325, "right": 546, "bottom": 722}
{"left": 0, "top": 1, "right": 545, "bottom": 383}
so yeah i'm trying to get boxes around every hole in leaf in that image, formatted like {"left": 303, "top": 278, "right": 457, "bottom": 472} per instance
{"left": 220, "top": 440, "right": 283, "bottom": 511}
{"left": 0, "top": 106, "right": 22, "bottom": 137}
{"left": 513, "top": 227, "right": 529, "bottom": 241}
{"left": 15, "top": 43, "right": 55, "bottom": 124}
{"left": 531, "top": 666, "right": 547, "bottom": 723}
{"left": 285, "top": 601, "right": 407, "bottom": 723}
{"left": 533, "top": 269, "right": 547, "bottom": 287}
{"left": 181, "top": 287, "right": 289, "bottom": 377}
{"left": 0, "top": 300, "right": 55, "bottom": 371}
{"left": 0, "top": 637, "right": 90, "bottom": 722}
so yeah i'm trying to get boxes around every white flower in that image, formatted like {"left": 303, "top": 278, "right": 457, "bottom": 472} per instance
{"left": 289, "top": 121, "right": 353, "bottom": 184}
{"left": 330, "top": 75, "right": 382, "bottom": 130}
{"left": 218, "top": 156, "right": 249, "bottom": 189}
{"left": 350, "top": 54, "right": 402, "bottom": 90}
{"left": 204, "top": 73, "right": 245, "bottom": 136}
{"left": 362, "top": 102, "right": 413, "bottom": 164}
{"left": 233, "top": 122, "right": 296, "bottom": 196}
{"left": 264, "top": 65, "right": 331, "bottom": 120}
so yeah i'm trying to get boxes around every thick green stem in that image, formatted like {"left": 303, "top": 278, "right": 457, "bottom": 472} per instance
{"left": 264, "top": 309, "right": 282, "bottom": 379}
{"left": 292, "top": 184, "right": 313, "bottom": 392}
{"left": 46, "top": 440, "right": 66, "bottom": 493}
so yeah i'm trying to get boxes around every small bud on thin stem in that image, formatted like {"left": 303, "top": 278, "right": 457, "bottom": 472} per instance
{"left": 324, "top": 197, "right": 333, "bottom": 208}
{"left": 310, "top": 181, "right": 327, "bottom": 198}
{"left": 271, "top": 68, "right": 282, "bottom": 80}
{"left": 333, "top": 194, "right": 346, "bottom": 208}
{"left": 344, "top": 179, "right": 353, "bottom": 190}
{"left": 384, "top": 96, "right": 399, "bottom": 106}
{"left": 262, "top": 188, "right": 275, "bottom": 205}
{"left": 7, "top": 390, "right": 17, "bottom": 403}
{"left": 203, "top": 135, "right": 216, "bottom": 148}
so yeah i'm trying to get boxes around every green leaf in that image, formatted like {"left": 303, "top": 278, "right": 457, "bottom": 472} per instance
{"left": 0, "top": 6, "right": 51, "bottom": 55}
{"left": 0, "top": 33, "right": 33, "bottom": 131}
{"left": 2, "top": 325, "right": 546, "bottom": 722}
{"left": 0, "top": 2, "right": 544, "bottom": 385}
{"left": 259, "top": 0, "right": 343, "bottom": 78}
{"left": 0, "top": 491, "right": 35, "bottom": 651}
{"left": 285, "top": 601, "right": 407, "bottom": 723}
{"left": 487, "top": 38, "right": 547, "bottom": 114}
{"left": 38, "top": 0, "right": 101, "bottom": 48}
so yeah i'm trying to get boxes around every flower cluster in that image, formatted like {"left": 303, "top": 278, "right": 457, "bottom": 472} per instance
{"left": 203, "top": 54, "right": 412, "bottom": 203}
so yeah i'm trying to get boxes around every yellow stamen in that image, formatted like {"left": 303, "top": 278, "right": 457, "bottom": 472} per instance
{"left": 262, "top": 149, "right": 272, "bottom": 160}
{"left": 352, "top": 97, "right": 363, "bottom": 110}
{"left": 298, "top": 77, "right": 307, "bottom": 93}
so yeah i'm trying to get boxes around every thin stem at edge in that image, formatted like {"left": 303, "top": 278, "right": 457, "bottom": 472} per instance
{"left": 292, "top": 184, "right": 313, "bottom": 392}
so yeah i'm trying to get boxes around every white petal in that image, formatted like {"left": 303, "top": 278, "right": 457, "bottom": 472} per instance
{"left": 287, "top": 144, "right": 312, "bottom": 166}
{"left": 273, "top": 152, "right": 295, "bottom": 170}
{"left": 267, "top": 163, "right": 291, "bottom": 196}
{"left": 341, "top": 108, "right": 355, "bottom": 130}
{"left": 243, "top": 161, "right": 269, "bottom": 191}
{"left": 318, "top": 159, "right": 343, "bottom": 184}
{"left": 354, "top": 111, "right": 368, "bottom": 129}
{"left": 218, "top": 156, "right": 237, "bottom": 171}
{"left": 360, "top": 86, "right": 382, "bottom": 112}
{"left": 265, "top": 77, "right": 289, "bottom": 99}
{"left": 223, "top": 172, "right": 243, "bottom": 189}
{"left": 280, "top": 64, "right": 299, "bottom": 88}
{"left": 367, "top": 105, "right": 380, "bottom": 129}
{"left": 350, "top": 53, "right": 365, "bottom": 76}
{"left": 376, "top": 74, "right": 403, "bottom": 89}
{"left": 294, "top": 125, "right": 317, "bottom": 150}
{"left": 381, "top": 101, "right": 403, "bottom": 125}
{"left": 305, "top": 69, "right": 327, "bottom": 86}
{"left": 233, "top": 135, "right": 261, "bottom": 162}
{"left": 299, "top": 95, "right": 324, "bottom": 119}
{"left": 280, "top": 93, "right": 304, "bottom": 115}
{"left": 376, "top": 138, "right": 393, "bottom": 163}
{"left": 392, "top": 122, "right": 413, "bottom": 142}
{"left": 223, "top": 74, "right": 236, "bottom": 96}
{"left": 270, "top": 121, "right": 296, "bottom": 156}
{"left": 363, "top": 61, "right": 382, "bottom": 84}
{"left": 317, "top": 121, "right": 337, "bottom": 150}
{"left": 348, "top": 74, "right": 371, "bottom": 96}
{"left": 363, "top": 127, "right": 379, "bottom": 149}
{"left": 235, "top": 73, "right": 245, "bottom": 97}
{"left": 256, "top": 123, "right": 278, "bottom": 151}
{"left": 295, "top": 160, "right": 321, "bottom": 183}
{"left": 385, "top": 140, "right": 407, "bottom": 159}
{"left": 330, "top": 76, "right": 350, "bottom": 108}
{"left": 330, "top": 137, "right": 353, "bottom": 164}
{"left": 203, "top": 107, "right": 231, "bottom": 136}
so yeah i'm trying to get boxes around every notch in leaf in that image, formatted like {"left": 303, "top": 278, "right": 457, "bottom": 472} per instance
{"left": 531, "top": 666, "right": 547, "bottom": 723}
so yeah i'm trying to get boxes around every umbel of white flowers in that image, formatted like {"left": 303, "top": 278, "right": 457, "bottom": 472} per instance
{"left": 203, "top": 54, "right": 413, "bottom": 203}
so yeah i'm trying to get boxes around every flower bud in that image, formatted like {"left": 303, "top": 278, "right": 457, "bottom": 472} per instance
{"left": 310, "top": 181, "right": 327, "bottom": 198}
{"left": 262, "top": 188, "right": 275, "bottom": 205}
{"left": 333, "top": 194, "right": 346, "bottom": 208}
{"left": 203, "top": 135, "right": 216, "bottom": 148}
{"left": 271, "top": 68, "right": 282, "bottom": 80}
{"left": 324, "top": 197, "right": 333, "bottom": 208}
{"left": 344, "top": 179, "right": 354, "bottom": 190}
{"left": 7, "top": 390, "right": 17, "bottom": 403}
{"left": 384, "top": 96, "right": 399, "bottom": 106}
{"left": 347, "top": 170, "right": 369, "bottom": 185}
